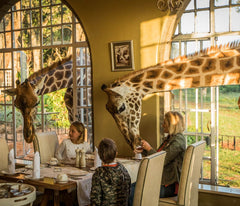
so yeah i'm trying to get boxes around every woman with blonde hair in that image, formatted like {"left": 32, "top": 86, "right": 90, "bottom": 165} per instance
{"left": 134, "top": 111, "right": 186, "bottom": 199}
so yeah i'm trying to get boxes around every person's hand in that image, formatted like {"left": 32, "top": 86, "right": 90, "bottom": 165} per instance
{"left": 134, "top": 146, "right": 143, "bottom": 154}
{"left": 141, "top": 140, "right": 152, "bottom": 152}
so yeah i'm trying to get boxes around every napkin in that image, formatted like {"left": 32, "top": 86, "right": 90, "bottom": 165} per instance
{"left": 8, "top": 149, "right": 15, "bottom": 174}
{"left": 32, "top": 151, "right": 40, "bottom": 179}
{"left": 94, "top": 146, "right": 102, "bottom": 168}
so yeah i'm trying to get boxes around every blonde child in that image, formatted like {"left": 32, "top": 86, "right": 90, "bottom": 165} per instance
{"left": 55, "top": 121, "right": 90, "bottom": 162}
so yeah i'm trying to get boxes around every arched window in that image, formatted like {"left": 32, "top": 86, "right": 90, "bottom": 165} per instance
{"left": 0, "top": 0, "right": 93, "bottom": 159}
{"left": 170, "top": 0, "right": 240, "bottom": 187}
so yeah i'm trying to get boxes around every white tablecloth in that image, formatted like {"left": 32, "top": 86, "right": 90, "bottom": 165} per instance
{"left": 17, "top": 159, "right": 140, "bottom": 206}
{"left": 39, "top": 166, "right": 93, "bottom": 206}
{"left": 17, "top": 166, "right": 93, "bottom": 206}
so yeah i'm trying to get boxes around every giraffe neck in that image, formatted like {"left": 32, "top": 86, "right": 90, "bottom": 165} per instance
{"left": 28, "top": 56, "right": 73, "bottom": 95}
{"left": 118, "top": 46, "right": 240, "bottom": 97}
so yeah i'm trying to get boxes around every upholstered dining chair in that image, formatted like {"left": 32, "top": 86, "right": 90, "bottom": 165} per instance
{"left": 0, "top": 138, "right": 9, "bottom": 170}
{"left": 133, "top": 151, "right": 166, "bottom": 206}
{"left": 36, "top": 131, "right": 59, "bottom": 163}
{"left": 159, "top": 140, "right": 206, "bottom": 206}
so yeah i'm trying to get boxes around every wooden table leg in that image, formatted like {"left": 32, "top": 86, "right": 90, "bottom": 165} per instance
{"left": 40, "top": 190, "right": 50, "bottom": 206}
{"left": 54, "top": 190, "right": 60, "bottom": 206}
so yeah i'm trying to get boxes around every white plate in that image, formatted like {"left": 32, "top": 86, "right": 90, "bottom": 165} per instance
{"left": 90, "top": 167, "right": 96, "bottom": 171}
{"left": 61, "top": 159, "right": 75, "bottom": 165}
{"left": 69, "top": 176, "right": 83, "bottom": 180}
{"left": 67, "top": 170, "right": 89, "bottom": 177}
{"left": 1, "top": 170, "right": 17, "bottom": 175}
{"left": 57, "top": 180, "right": 68, "bottom": 184}
{"left": 25, "top": 175, "right": 43, "bottom": 180}
{"left": 25, "top": 165, "right": 33, "bottom": 169}
{"left": 86, "top": 154, "right": 94, "bottom": 160}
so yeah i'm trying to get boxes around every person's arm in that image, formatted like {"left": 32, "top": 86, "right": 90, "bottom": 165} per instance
{"left": 90, "top": 171, "right": 102, "bottom": 206}
{"left": 136, "top": 140, "right": 157, "bottom": 156}
{"left": 55, "top": 140, "right": 66, "bottom": 161}
{"left": 163, "top": 134, "right": 186, "bottom": 166}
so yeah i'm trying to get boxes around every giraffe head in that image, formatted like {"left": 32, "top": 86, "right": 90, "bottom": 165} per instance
{"left": 2, "top": 77, "right": 45, "bottom": 143}
{"left": 101, "top": 82, "right": 142, "bottom": 150}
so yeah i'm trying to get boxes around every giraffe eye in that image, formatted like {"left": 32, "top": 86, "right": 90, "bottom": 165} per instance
{"left": 118, "top": 104, "right": 125, "bottom": 114}
{"left": 112, "top": 82, "right": 121, "bottom": 87}
{"left": 34, "top": 101, "right": 40, "bottom": 107}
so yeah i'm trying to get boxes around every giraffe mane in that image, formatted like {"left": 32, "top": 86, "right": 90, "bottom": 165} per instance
{"left": 28, "top": 55, "right": 72, "bottom": 81}
{"left": 173, "top": 41, "right": 240, "bottom": 61}
{"left": 114, "top": 41, "right": 240, "bottom": 84}
{"left": 113, "top": 63, "right": 163, "bottom": 84}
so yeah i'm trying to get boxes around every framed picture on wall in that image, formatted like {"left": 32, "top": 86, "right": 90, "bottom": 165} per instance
{"left": 110, "top": 40, "right": 134, "bottom": 71}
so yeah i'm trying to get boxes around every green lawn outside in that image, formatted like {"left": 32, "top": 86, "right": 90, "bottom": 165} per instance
{"left": 181, "top": 88, "right": 240, "bottom": 188}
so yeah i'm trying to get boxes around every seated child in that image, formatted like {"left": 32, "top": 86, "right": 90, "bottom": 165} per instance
{"left": 55, "top": 121, "right": 90, "bottom": 162}
{"left": 90, "top": 138, "right": 131, "bottom": 206}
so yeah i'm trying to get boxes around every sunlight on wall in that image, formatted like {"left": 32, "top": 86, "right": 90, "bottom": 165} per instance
{"left": 140, "top": 18, "right": 161, "bottom": 68}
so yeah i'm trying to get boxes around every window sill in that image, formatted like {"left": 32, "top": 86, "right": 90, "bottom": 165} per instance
{"left": 199, "top": 184, "right": 240, "bottom": 198}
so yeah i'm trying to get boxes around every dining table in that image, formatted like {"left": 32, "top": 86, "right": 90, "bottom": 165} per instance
{"left": 0, "top": 156, "right": 140, "bottom": 206}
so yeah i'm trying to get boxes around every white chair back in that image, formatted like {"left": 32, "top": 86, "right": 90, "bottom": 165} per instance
{"left": 0, "top": 138, "right": 9, "bottom": 170}
{"left": 133, "top": 151, "right": 166, "bottom": 206}
{"left": 36, "top": 131, "right": 59, "bottom": 163}
{"left": 159, "top": 141, "right": 205, "bottom": 206}
{"left": 178, "top": 141, "right": 206, "bottom": 206}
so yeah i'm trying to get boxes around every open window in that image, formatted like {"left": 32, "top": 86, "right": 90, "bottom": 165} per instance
{"left": 0, "top": 0, "right": 93, "bottom": 160}
{"left": 169, "top": 0, "right": 240, "bottom": 187}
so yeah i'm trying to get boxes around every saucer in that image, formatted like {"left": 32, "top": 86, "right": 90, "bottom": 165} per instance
{"left": 49, "top": 162, "right": 58, "bottom": 166}
{"left": 67, "top": 170, "right": 89, "bottom": 177}
{"left": 132, "top": 157, "right": 142, "bottom": 160}
{"left": 57, "top": 180, "right": 68, "bottom": 184}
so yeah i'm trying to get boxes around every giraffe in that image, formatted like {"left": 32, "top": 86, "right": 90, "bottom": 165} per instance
{"left": 102, "top": 42, "right": 240, "bottom": 150}
{"left": 2, "top": 55, "right": 75, "bottom": 151}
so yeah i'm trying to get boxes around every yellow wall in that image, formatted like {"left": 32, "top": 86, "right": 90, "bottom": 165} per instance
{"left": 65, "top": 0, "right": 177, "bottom": 156}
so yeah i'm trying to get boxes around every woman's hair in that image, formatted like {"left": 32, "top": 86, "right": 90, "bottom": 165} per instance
{"left": 98, "top": 138, "right": 117, "bottom": 164}
{"left": 165, "top": 111, "right": 185, "bottom": 135}
{"left": 70, "top": 121, "right": 85, "bottom": 141}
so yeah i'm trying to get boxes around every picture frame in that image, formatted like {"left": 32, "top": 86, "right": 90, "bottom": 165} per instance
{"left": 110, "top": 40, "right": 134, "bottom": 71}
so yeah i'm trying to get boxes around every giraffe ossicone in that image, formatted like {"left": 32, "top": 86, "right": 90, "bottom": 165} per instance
{"left": 2, "top": 55, "right": 74, "bottom": 146}
{"left": 102, "top": 42, "right": 240, "bottom": 150}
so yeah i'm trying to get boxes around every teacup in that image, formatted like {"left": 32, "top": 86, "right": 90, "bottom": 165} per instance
{"left": 49, "top": 157, "right": 58, "bottom": 166}
{"left": 135, "top": 153, "right": 142, "bottom": 160}
{"left": 56, "top": 173, "right": 68, "bottom": 183}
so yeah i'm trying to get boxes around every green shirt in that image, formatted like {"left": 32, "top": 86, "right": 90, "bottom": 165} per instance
{"left": 146, "top": 133, "right": 186, "bottom": 185}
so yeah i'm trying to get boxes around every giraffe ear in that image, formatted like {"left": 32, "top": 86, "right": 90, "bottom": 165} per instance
{"left": 1, "top": 88, "right": 17, "bottom": 96}
{"left": 102, "top": 84, "right": 123, "bottom": 96}
{"left": 105, "top": 88, "right": 122, "bottom": 97}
